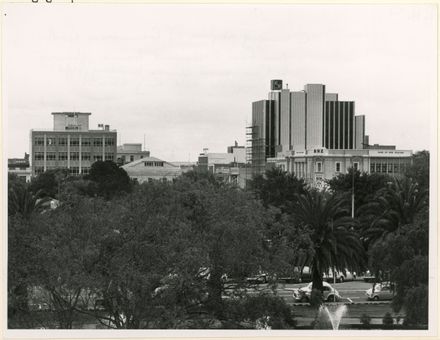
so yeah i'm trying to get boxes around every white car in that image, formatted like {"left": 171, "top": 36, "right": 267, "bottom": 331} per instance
{"left": 365, "top": 282, "right": 394, "bottom": 301}
{"left": 323, "top": 269, "right": 356, "bottom": 282}
{"left": 292, "top": 281, "right": 341, "bottom": 302}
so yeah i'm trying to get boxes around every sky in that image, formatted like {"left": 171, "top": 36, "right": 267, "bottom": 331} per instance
{"left": 2, "top": 4, "right": 437, "bottom": 161}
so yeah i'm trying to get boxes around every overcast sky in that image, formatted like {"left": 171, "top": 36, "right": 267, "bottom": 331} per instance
{"left": 3, "top": 4, "right": 437, "bottom": 161}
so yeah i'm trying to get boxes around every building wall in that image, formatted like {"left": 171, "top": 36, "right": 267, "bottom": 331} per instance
{"left": 355, "top": 115, "right": 365, "bottom": 149}
{"left": 324, "top": 101, "right": 355, "bottom": 149}
{"left": 325, "top": 93, "right": 338, "bottom": 101}
{"left": 279, "top": 89, "right": 291, "bottom": 151}
{"left": 52, "top": 112, "right": 91, "bottom": 131}
{"left": 30, "top": 130, "right": 117, "bottom": 176}
{"left": 251, "top": 100, "right": 275, "bottom": 175}
{"left": 268, "top": 91, "right": 280, "bottom": 146}
{"left": 122, "top": 157, "right": 182, "bottom": 183}
{"left": 117, "top": 143, "right": 150, "bottom": 164}
{"left": 291, "top": 91, "right": 307, "bottom": 151}
{"left": 304, "top": 84, "right": 325, "bottom": 149}
{"left": 269, "top": 148, "right": 412, "bottom": 187}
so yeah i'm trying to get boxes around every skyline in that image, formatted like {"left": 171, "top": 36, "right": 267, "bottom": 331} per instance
{"left": 3, "top": 4, "right": 436, "bottom": 161}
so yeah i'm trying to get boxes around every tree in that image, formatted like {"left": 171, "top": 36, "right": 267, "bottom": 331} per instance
{"left": 250, "top": 167, "right": 306, "bottom": 213}
{"left": 293, "top": 190, "right": 365, "bottom": 292}
{"left": 174, "top": 177, "right": 272, "bottom": 323}
{"left": 361, "top": 177, "right": 428, "bottom": 246}
{"left": 29, "top": 169, "right": 70, "bottom": 199}
{"left": 29, "top": 194, "right": 112, "bottom": 328}
{"left": 326, "top": 168, "right": 390, "bottom": 213}
{"left": 86, "top": 161, "right": 131, "bottom": 199}
{"left": 405, "top": 150, "right": 429, "bottom": 191}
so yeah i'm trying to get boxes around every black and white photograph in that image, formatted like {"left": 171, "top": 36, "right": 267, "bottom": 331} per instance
{"left": 2, "top": 1, "right": 437, "bottom": 337}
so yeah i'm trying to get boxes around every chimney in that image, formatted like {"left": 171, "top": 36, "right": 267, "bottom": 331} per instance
{"left": 105, "top": 125, "right": 110, "bottom": 131}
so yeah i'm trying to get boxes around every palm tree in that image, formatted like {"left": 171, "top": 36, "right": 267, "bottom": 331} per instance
{"left": 360, "top": 177, "right": 428, "bottom": 246}
{"left": 293, "top": 190, "right": 365, "bottom": 292}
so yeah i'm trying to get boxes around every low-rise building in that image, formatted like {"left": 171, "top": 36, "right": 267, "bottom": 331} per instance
{"left": 8, "top": 153, "right": 32, "bottom": 182}
{"left": 197, "top": 143, "right": 250, "bottom": 187}
{"left": 267, "top": 148, "right": 413, "bottom": 189}
{"left": 116, "top": 143, "right": 150, "bottom": 165}
{"left": 121, "top": 156, "right": 182, "bottom": 183}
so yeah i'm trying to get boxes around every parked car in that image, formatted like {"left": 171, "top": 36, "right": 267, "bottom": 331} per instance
{"left": 365, "top": 282, "right": 394, "bottom": 301}
{"left": 292, "top": 281, "right": 341, "bottom": 302}
{"left": 323, "top": 269, "right": 357, "bottom": 283}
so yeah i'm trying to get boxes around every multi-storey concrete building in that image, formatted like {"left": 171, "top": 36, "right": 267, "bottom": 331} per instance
{"left": 250, "top": 80, "right": 412, "bottom": 185}
{"left": 30, "top": 112, "right": 117, "bottom": 176}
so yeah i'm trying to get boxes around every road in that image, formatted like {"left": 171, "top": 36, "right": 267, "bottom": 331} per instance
{"left": 234, "top": 279, "right": 404, "bottom": 327}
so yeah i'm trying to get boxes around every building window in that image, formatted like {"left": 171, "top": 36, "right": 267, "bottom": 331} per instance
{"left": 34, "top": 137, "right": 44, "bottom": 146}
{"left": 335, "top": 162, "right": 341, "bottom": 172}
{"left": 130, "top": 155, "right": 134, "bottom": 162}
{"left": 46, "top": 137, "right": 56, "bottom": 146}
{"left": 394, "top": 164, "right": 399, "bottom": 173}
{"left": 34, "top": 152, "right": 44, "bottom": 160}
{"left": 70, "top": 152, "right": 79, "bottom": 160}
{"left": 353, "top": 162, "right": 359, "bottom": 171}
{"left": 82, "top": 138, "right": 91, "bottom": 146}
{"left": 47, "top": 152, "right": 56, "bottom": 161}
{"left": 105, "top": 154, "right": 114, "bottom": 161}
{"left": 387, "top": 164, "right": 393, "bottom": 173}
{"left": 82, "top": 167, "right": 90, "bottom": 175}
{"left": 69, "top": 167, "right": 79, "bottom": 175}
{"left": 35, "top": 167, "right": 44, "bottom": 175}
{"left": 58, "top": 137, "right": 68, "bottom": 146}
{"left": 58, "top": 152, "right": 68, "bottom": 160}
{"left": 70, "top": 138, "right": 79, "bottom": 146}
{"left": 94, "top": 155, "right": 103, "bottom": 162}
{"left": 58, "top": 152, "right": 67, "bottom": 160}
{"left": 81, "top": 153, "right": 91, "bottom": 161}
{"left": 370, "top": 163, "right": 375, "bottom": 173}
{"left": 316, "top": 161, "right": 322, "bottom": 173}
{"left": 105, "top": 137, "right": 115, "bottom": 146}
{"left": 93, "top": 138, "right": 103, "bottom": 147}
{"left": 381, "top": 164, "right": 387, "bottom": 173}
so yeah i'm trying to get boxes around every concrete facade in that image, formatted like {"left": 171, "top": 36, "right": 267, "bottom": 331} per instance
{"left": 267, "top": 148, "right": 413, "bottom": 188}
{"left": 30, "top": 112, "right": 117, "bottom": 176}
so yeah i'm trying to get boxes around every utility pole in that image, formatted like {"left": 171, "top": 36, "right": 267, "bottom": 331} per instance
{"left": 351, "top": 164, "right": 355, "bottom": 218}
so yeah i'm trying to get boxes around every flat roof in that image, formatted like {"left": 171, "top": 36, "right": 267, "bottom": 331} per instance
{"left": 51, "top": 112, "right": 92, "bottom": 115}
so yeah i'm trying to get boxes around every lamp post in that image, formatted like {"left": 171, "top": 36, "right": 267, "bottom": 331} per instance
{"left": 351, "top": 166, "right": 355, "bottom": 218}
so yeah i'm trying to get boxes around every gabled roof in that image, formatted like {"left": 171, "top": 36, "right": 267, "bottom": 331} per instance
{"left": 122, "top": 156, "right": 179, "bottom": 168}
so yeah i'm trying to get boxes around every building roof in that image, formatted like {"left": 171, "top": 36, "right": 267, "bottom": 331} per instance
{"left": 51, "top": 112, "right": 91, "bottom": 115}
{"left": 122, "top": 156, "right": 179, "bottom": 168}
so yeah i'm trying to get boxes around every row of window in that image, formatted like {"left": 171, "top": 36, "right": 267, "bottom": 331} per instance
{"left": 315, "top": 161, "right": 359, "bottom": 173}
{"left": 370, "top": 162, "right": 407, "bottom": 174}
{"left": 34, "top": 136, "right": 115, "bottom": 147}
{"left": 34, "top": 152, "right": 114, "bottom": 161}
{"left": 144, "top": 161, "right": 164, "bottom": 167}
{"left": 34, "top": 167, "right": 90, "bottom": 175}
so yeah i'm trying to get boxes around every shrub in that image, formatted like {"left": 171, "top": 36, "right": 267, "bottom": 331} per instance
{"left": 382, "top": 312, "right": 394, "bottom": 327}
{"left": 360, "top": 313, "right": 371, "bottom": 325}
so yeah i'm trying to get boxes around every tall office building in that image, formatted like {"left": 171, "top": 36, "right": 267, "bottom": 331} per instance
{"left": 249, "top": 100, "right": 276, "bottom": 175}
{"left": 250, "top": 80, "right": 412, "bottom": 182}
{"left": 30, "top": 112, "right": 117, "bottom": 176}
